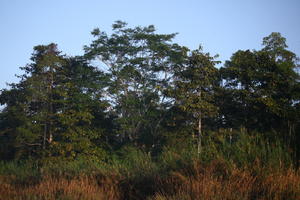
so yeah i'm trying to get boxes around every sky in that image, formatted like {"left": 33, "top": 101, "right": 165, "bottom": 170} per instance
{"left": 0, "top": 0, "right": 300, "bottom": 89}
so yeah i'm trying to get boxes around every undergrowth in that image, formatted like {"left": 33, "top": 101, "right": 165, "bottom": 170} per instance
{"left": 0, "top": 131, "right": 299, "bottom": 200}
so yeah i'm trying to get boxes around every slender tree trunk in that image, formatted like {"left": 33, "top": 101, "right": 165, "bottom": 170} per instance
{"left": 197, "top": 114, "right": 202, "bottom": 154}
{"left": 197, "top": 89, "right": 202, "bottom": 154}
{"left": 48, "top": 81, "right": 53, "bottom": 144}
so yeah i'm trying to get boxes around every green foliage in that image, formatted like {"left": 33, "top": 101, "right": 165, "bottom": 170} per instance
{"left": 173, "top": 47, "right": 219, "bottom": 118}
{"left": 84, "top": 21, "right": 186, "bottom": 147}
{"left": 0, "top": 45, "right": 108, "bottom": 160}
{"left": 158, "top": 130, "right": 293, "bottom": 171}
{"left": 103, "top": 146, "right": 158, "bottom": 179}
{"left": 0, "top": 160, "right": 40, "bottom": 185}
{"left": 0, "top": 22, "right": 299, "bottom": 170}
{"left": 0, "top": 24, "right": 299, "bottom": 200}
{"left": 38, "top": 155, "right": 105, "bottom": 178}
{"left": 218, "top": 32, "right": 300, "bottom": 162}
{"left": 207, "top": 130, "right": 293, "bottom": 169}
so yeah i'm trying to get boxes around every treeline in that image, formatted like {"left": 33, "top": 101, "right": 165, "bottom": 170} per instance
{"left": 0, "top": 21, "right": 299, "bottom": 163}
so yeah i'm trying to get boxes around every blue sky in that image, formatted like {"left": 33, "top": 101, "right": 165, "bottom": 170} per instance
{"left": 1, "top": 0, "right": 300, "bottom": 89}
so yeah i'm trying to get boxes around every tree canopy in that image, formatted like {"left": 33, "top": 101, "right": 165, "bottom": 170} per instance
{"left": 0, "top": 22, "right": 299, "bottom": 163}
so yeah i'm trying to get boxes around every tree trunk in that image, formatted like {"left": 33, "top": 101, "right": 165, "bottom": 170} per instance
{"left": 48, "top": 68, "right": 54, "bottom": 144}
{"left": 197, "top": 114, "right": 202, "bottom": 154}
{"left": 197, "top": 89, "right": 202, "bottom": 154}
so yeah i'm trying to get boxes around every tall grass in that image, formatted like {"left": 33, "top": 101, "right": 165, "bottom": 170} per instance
{"left": 0, "top": 175, "right": 121, "bottom": 200}
{"left": 0, "top": 130, "right": 299, "bottom": 200}
{"left": 151, "top": 160, "right": 300, "bottom": 200}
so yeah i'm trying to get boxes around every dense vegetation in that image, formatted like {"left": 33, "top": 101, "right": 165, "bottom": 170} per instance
{"left": 0, "top": 21, "right": 299, "bottom": 199}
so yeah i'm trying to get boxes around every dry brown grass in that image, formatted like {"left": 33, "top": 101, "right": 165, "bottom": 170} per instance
{"left": 0, "top": 174, "right": 121, "bottom": 200}
{"left": 0, "top": 161, "right": 299, "bottom": 200}
{"left": 152, "top": 160, "right": 300, "bottom": 200}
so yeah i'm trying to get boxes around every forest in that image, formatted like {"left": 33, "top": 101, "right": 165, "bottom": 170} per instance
{"left": 0, "top": 21, "right": 299, "bottom": 199}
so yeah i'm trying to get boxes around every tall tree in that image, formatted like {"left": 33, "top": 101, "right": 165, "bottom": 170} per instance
{"left": 261, "top": 32, "right": 300, "bottom": 147}
{"left": 84, "top": 21, "right": 185, "bottom": 148}
{"left": 49, "top": 57, "right": 109, "bottom": 158}
{"left": 220, "top": 32, "right": 300, "bottom": 143}
{"left": 0, "top": 44, "right": 65, "bottom": 158}
{"left": 172, "top": 47, "right": 219, "bottom": 153}
{"left": 0, "top": 44, "right": 109, "bottom": 159}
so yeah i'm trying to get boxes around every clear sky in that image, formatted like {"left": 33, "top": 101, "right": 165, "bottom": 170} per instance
{"left": 1, "top": 0, "right": 300, "bottom": 89}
